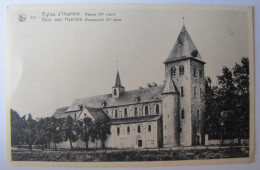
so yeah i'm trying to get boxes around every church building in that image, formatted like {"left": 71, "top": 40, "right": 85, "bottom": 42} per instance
{"left": 53, "top": 25, "right": 206, "bottom": 148}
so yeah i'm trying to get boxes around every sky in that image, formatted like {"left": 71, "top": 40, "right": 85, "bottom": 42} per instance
{"left": 6, "top": 4, "right": 252, "bottom": 118}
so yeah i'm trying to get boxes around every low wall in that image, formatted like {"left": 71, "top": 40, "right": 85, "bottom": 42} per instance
{"left": 205, "top": 134, "right": 249, "bottom": 145}
{"left": 50, "top": 140, "right": 102, "bottom": 150}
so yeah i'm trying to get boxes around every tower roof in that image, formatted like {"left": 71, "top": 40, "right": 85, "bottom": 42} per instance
{"left": 165, "top": 26, "right": 204, "bottom": 64}
{"left": 113, "top": 71, "right": 124, "bottom": 88}
{"left": 162, "top": 76, "right": 179, "bottom": 94}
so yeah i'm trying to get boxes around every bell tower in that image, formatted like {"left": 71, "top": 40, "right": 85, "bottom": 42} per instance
{"left": 112, "top": 71, "right": 125, "bottom": 98}
{"left": 163, "top": 25, "right": 206, "bottom": 146}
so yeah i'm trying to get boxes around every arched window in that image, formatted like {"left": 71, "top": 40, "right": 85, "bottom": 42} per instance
{"left": 134, "top": 107, "right": 138, "bottom": 117}
{"left": 137, "top": 125, "right": 141, "bottom": 133}
{"left": 127, "top": 126, "right": 130, "bottom": 134}
{"left": 114, "top": 89, "right": 117, "bottom": 96}
{"left": 170, "top": 67, "right": 176, "bottom": 77}
{"left": 145, "top": 105, "right": 149, "bottom": 116}
{"left": 114, "top": 109, "right": 118, "bottom": 118}
{"left": 155, "top": 104, "right": 160, "bottom": 114}
{"left": 117, "top": 127, "right": 120, "bottom": 135}
{"left": 148, "top": 125, "right": 152, "bottom": 132}
{"left": 193, "top": 66, "right": 196, "bottom": 77}
{"left": 199, "top": 69, "right": 203, "bottom": 78}
{"left": 124, "top": 108, "right": 128, "bottom": 118}
{"left": 179, "top": 65, "right": 184, "bottom": 76}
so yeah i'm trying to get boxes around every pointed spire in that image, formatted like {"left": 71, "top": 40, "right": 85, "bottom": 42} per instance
{"left": 162, "top": 76, "right": 179, "bottom": 94}
{"left": 115, "top": 71, "right": 122, "bottom": 87}
{"left": 182, "top": 12, "right": 185, "bottom": 26}
{"left": 112, "top": 70, "right": 125, "bottom": 97}
{"left": 115, "top": 57, "right": 119, "bottom": 71}
{"left": 164, "top": 25, "right": 204, "bottom": 64}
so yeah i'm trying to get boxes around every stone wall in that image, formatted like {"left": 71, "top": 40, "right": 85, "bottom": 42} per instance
{"left": 52, "top": 138, "right": 102, "bottom": 150}
{"left": 205, "top": 134, "right": 249, "bottom": 145}
{"left": 190, "top": 59, "right": 205, "bottom": 145}
{"left": 164, "top": 58, "right": 206, "bottom": 146}
{"left": 162, "top": 93, "right": 180, "bottom": 147}
{"left": 106, "top": 120, "right": 161, "bottom": 149}
{"left": 165, "top": 59, "right": 192, "bottom": 146}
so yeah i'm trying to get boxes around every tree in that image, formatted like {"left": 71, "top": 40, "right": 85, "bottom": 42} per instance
{"left": 10, "top": 109, "right": 26, "bottom": 149}
{"left": 233, "top": 57, "right": 249, "bottom": 142}
{"left": 34, "top": 117, "right": 51, "bottom": 150}
{"left": 64, "top": 116, "right": 79, "bottom": 150}
{"left": 99, "top": 120, "right": 111, "bottom": 149}
{"left": 48, "top": 116, "right": 65, "bottom": 150}
{"left": 216, "top": 67, "right": 237, "bottom": 140}
{"left": 24, "top": 113, "right": 37, "bottom": 151}
{"left": 90, "top": 119, "right": 100, "bottom": 150}
{"left": 205, "top": 57, "right": 249, "bottom": 143}
{"left": 204, "top": 77, "right": 221, "bottom": 139}
{"left": 217, "top": 67, "right": 237, "bottom": 111}
{"left": 91, "top": 118, "right": 111, "bottom": 149}
{"left": 80, "top": 117, "right": 94, "bottom": 151}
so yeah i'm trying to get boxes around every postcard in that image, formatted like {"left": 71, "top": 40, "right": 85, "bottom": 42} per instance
{"left": 6, "top": 4, "right": 254, "bottom": 167}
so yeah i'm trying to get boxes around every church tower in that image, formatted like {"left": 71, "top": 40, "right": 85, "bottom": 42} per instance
{"left": 112, "top": 71, "right": 125, "bottom": 98}
{"left": 163, "top": 25, "right": 205, "bottom": 146}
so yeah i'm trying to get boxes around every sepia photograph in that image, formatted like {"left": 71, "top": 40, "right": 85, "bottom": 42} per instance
{"left": 5, "top": 4, "right": 254, "bottom": 167}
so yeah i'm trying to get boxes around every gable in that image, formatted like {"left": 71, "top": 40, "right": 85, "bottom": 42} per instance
{"left": 77, "top": 107, "right": 110, "bottom": 122}
{"left": 78, "top": 107, "right": 94, "bottom": 121}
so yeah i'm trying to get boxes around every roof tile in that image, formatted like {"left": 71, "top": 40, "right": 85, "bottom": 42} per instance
{"left": 53, "top": 107, "right": 69, "bottom": 118}
{"left": 65, "top": 85, "right": 164, "bottom": 112}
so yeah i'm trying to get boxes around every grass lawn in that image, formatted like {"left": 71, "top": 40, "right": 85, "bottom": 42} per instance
{"left": 11, "top": 147, "right": 249, "bottom": 161}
